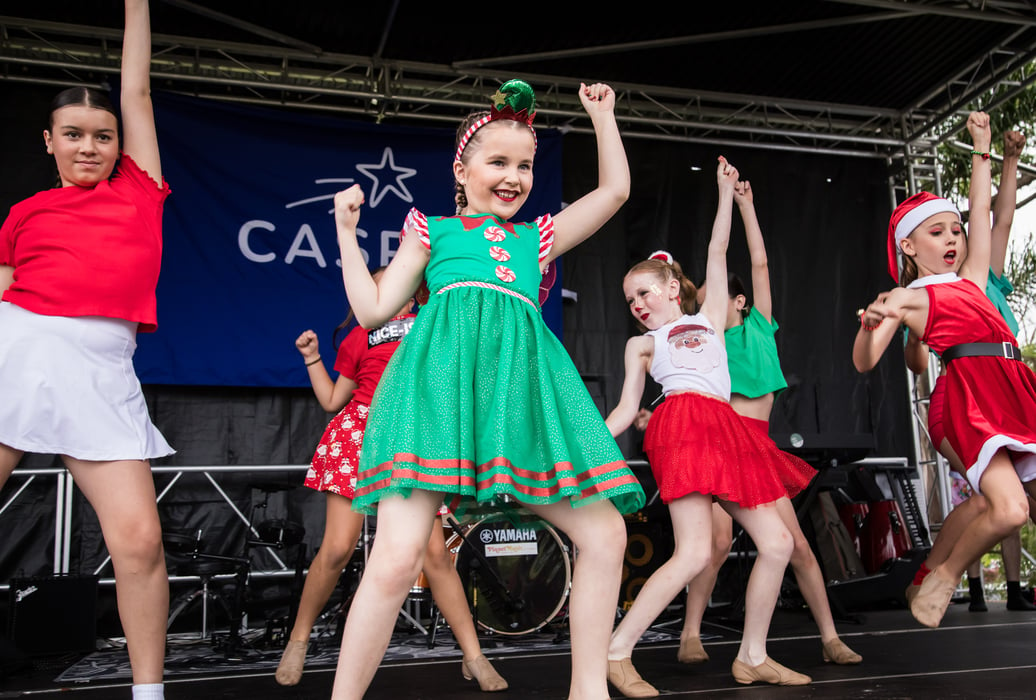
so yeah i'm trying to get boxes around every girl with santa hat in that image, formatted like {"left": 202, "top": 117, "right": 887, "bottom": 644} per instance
{"left": 901, "top": 129, "right": 1036, "bottom": 616}
{"left": 603, "top": 156, "right": 814, "bottom": 696}
{"left": 854, "top": 112, "right": 1036, "bottom": 628}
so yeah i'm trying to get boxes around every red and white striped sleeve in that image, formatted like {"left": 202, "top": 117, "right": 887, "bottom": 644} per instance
{"left": 400, "top": 208, "right": 430, "bottom": 251}
{"left": 536, "top": 213, "right": 555, "bottom": 263}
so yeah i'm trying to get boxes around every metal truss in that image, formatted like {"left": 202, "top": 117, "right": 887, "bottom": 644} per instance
{"left": 1, "top": 3, "right": 1033, "bottom": 162}
{"left": 849, "top": 3, "right": 1036, "bottom": 537}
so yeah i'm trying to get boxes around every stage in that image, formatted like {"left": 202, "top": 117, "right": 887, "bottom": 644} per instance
{"left": 1, "top": 596, "right": 1033, "bottom": 698}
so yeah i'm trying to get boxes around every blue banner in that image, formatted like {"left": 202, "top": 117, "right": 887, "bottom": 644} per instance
{"left": 135, "top": 92, "right": 563, "bottom": 387}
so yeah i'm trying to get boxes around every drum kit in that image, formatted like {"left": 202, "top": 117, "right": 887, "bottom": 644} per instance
{"left": 164, "top": 482, "right": 574, "bottom": 651}
{"left": 416, "top": 512, "right": 573, "bottom": 637}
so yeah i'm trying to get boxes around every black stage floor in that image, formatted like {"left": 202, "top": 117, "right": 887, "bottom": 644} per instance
{"left": 1, "top": 599, "right": 1033, "bottom": 699}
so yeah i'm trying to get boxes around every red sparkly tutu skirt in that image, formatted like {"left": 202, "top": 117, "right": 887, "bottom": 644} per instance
{"left": 304, "top": 400, "right": 369, "bottom": 497}
{"left": 738, "top": 414, "right": 817, "bottom": 498}
{"left": 643, "top": 392, "right": 815, "bottom": 508}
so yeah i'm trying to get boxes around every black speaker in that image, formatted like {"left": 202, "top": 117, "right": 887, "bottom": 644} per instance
{"left": 620, "top": 513, "right": 674, "bottom": 609}
{"left": 8, "top": 575, "right": 98, "bottom": 656}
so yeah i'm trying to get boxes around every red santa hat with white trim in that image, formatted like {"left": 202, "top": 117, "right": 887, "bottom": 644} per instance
{"left": 887, "top": 191, "right": 961, "bottom": 283}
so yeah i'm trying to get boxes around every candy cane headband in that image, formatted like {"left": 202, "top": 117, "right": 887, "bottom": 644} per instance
{"left": 454, "top": 79, "right": 538, "bottom": 163}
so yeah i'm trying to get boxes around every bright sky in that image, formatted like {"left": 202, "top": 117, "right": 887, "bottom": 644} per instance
{"left": 1005, "top": 182, "right": 1036, "bottom": 342}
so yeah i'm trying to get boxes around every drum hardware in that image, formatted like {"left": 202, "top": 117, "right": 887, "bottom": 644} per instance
{"left": 246, "top": 482, "right": 307, "bottom": 637}
{"left": 444, "top": 514, "right": 528, "bottom": 621}
{"left": 445, "top": 512, "right": 572, "bottom": 637}
{"left": 164, "top": 482, "right": 308, "bottom": 658}
{"left": 363, "top": 509, "right": 573, "bottom": 642}
{"left": 164, "top": 529, "right": 251, "bottom": 659}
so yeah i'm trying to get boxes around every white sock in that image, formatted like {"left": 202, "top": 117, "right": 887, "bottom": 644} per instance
{"left": 132, "top": 683, "right": 164, "bottom": 700}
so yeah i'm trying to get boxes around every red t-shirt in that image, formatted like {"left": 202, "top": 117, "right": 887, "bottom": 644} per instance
{"left": 0, "top": 154, "right": 170, "bottom": 333}
{"left": 333, "top": 314, "right": 416, "bottom": 405}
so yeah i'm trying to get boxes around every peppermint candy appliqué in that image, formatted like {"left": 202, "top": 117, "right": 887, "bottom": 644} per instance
{"left": 484, "top": 226, "right": 507, "bottom": 242}
{"left": 489, "top": 246, "right": 511, "bottom": 262}
{"left": 495, "top": 265, "right": 516, "bottom": 283}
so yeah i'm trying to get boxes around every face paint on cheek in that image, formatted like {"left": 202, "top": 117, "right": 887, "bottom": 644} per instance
{"left": 650, "top": 284, "right": 663, "bottom": 296}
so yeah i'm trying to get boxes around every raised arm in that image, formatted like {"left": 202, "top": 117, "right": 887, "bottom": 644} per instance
{"left": 700, "top": 156, "right": 738, "bottom": 334}
{"left": 334, "top": 185, "right": 426, "bottom": 328}
{"left": 605, "top": 335, "right": 652, "bottom": 437}
{"left": 546, "top": 83, "right": 629, "bottom": 262}
{"left": 119, "top": 0, "right": 162, "bottom": 185}
{"left": 990, "top": 130, "right": 1025, "bottom": 277}
{"left": 959, "top": 112, "right": 993, "bottom": 289}
{"left": 295, "top": 329, "right": 357, "bottom": 413}
{"left": 734, "top": 180, "right": 772, "bottom": 321}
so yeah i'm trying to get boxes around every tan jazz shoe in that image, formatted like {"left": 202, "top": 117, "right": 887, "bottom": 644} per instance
{"left": 904, "top": 582, "right": 920, "bottom": 604}
{"left": 606, "top": 657, "right": 659, "bottom": 698}
{"left": 910, "top": 570, "right": 958, "bottom": 628}
{"left": 731, "top": 656, "right": 812, "bottom": 686}
{"left": 822, "top": 637, "right": 862, "bottom": 664}
{"left": 677, "top": 636, "right": 709, "bottom": 664}
{"left": 461, "top": 654, "right": 508, "bottom": 692}
{"left": 274, "top": 639, "right": 308, "bottom": 686}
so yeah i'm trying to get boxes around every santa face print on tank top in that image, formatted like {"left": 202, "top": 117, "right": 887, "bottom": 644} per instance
{"left": 667, "top": 323, "right": 722, "bottom": 373}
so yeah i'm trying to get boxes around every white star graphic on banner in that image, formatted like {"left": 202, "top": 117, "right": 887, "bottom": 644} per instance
{"left": 355, "top": 147, "right": 417, "bottom": 208}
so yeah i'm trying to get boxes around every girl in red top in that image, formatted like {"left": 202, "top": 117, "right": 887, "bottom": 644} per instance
{"left": 0, "top": 3, "right": 170, "bottom": 699}
{"left": 854, "top": 112, "right": 1036, "bottom": 628}
{"left": 275, "top": 269, "right": 506, "bottom": 692}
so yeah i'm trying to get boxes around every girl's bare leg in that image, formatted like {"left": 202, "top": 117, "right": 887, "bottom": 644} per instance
{"left": 775, "top": 498, "right": 862, "bottom": 663}
{"left": 421, "top": 517, "right": 481, "bottom": 658}
{"left": 0, "top": 442, "right": 24, "bottom": 489}
{"left": 609, "top": 493, "right": 714, "bottom": 659}
{"left": 421, "top": 517, "right": 508, "bottom": 690}
{"left": 525, "top": 499, "right": 627, "bottom": 700}
{"left": 774, "top": 498, "right": 837, "bottom": 640}
{"left": 914, "top": 453, "right": 1030, "bottom": 627}
{"left": 276, "top": 493, "right": 364, "bottom": 685}
{"left": 721, "top": 499, "right": 793, "bottom": 666}
{"left": 924, "top": 495, "right": 986, "bottom": 571}
{"left": 679, "top": 502, "right": 731, "bottom": 652}
{"left": 921, "top": 438, "right": 986, "bottom": 573}
{"left": 287, "top": 493, "right": 364, "bottom": 643}
{"left": 330, "top": 490, "right": 441, "bottom": 700}
{"left": 937, "top": 454, "right": 1029, "bottom": 580}
{"left": 64, "top": 457, "right": 168, "bottom": 685}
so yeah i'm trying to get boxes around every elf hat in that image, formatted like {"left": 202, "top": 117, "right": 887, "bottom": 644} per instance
{"left": 887, "top": 191, "right": 960, "bottom": 282}
{"left": 455, "top": 79, "right": 537, "bottom": 163}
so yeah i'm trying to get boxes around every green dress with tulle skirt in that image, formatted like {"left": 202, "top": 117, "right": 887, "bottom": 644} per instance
{"left": 353, "top": 209, "right": 645, "bottom": 517}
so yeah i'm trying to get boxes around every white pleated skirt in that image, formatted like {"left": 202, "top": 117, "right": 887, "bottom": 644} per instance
{"left": 0, "top": 301, "right": 174, "bottom": 461}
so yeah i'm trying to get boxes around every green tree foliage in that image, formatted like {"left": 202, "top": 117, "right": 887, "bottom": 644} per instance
{"left": 935, "top": 72, "right": 1036, "bottom": 204}
{"left": 931, "top": 64, "right": 1036, "bottom": 350}
{"left": 1005, "top": 231, "right": 1036, "bottom": 350}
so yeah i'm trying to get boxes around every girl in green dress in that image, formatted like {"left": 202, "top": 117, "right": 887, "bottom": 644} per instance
{"left": 329, "top": 80, "right": 646, "bottom": 700}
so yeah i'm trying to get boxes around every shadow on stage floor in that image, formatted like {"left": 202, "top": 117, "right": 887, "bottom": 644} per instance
{"left": 1, "top": 596, "right": 1035, "bottom": 699}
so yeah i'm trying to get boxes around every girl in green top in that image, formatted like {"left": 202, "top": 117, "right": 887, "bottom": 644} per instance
{"left": 329, "top": 79, "right": 645, "bottom": 700}
{"left": 639, "top": 180, "right": 862, "bottom": 667}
